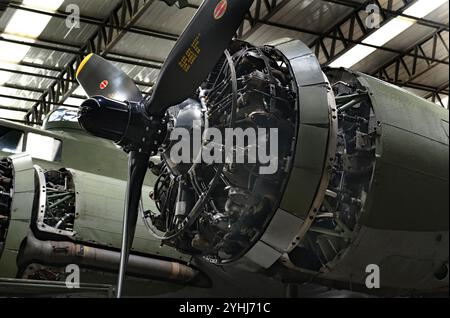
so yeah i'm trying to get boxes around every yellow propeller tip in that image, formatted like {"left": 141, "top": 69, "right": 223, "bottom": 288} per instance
{"left": 76, "top": 53, "right": 94, "bottom": 78}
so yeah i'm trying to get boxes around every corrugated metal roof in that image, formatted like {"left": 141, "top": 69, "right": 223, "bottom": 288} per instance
{"left": 134, "top": 1, "right": 196, "bottom": 35}
{"left": 0, "top": 0, "right": 448, "bottom": 122}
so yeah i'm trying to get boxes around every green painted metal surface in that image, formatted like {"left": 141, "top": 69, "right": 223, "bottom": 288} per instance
{"left": 0, "top": 119, "right": 155, "bottom": 184}
{"left": 357, "top": 74, "right": 449, "bottom": 231}
{"left": 276, "top": 40, "right": 331, "bottom": 220}
{"left": 71, "top": 169, "right": 188, "bottom": 260}
{"left": 0, "top": 119, "right": 178, "bottom": 282}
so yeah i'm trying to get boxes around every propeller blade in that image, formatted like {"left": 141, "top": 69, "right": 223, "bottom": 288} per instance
{"left": 76, "top": 53, "right": 143, "bottom": 102}
{"left": 146, "top": 0, "right": 254, "bottom": 115}
{"left": 116, "top": 150, "right": 150, "bottom": 298}
{"left": 78, "top": 0, "right": 255, "bottom": 298}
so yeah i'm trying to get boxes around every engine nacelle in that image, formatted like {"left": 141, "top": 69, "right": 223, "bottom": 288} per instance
{"left": 148, "top": 39, "right": 449, "bottom": 295}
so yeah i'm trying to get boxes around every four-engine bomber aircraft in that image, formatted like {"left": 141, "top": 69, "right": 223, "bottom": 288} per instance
{"left": 0, "top": 0, "right": 448, "bottom": 297}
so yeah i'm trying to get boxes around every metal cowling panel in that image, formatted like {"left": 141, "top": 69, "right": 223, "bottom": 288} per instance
{"left": 232, "top": 39, "right": 335, "bottom": 270}
{"left": 357, "top": 73, "right": 449, "bottom": 231}
{"left": 275, "top": 39, "right": 332, "bottom": 221}
{"left": 0, "top": 154, "right": 35, "bottom": 278}
{"left": 318, "top": 225, "right": 449, "bottom": 291}
{"left": 70, "top": 169, "right": 189, "bottom": 261}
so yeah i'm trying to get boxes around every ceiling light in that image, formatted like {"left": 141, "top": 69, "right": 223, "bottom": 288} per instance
{"left": 0, "top": 0, "right": 63, "bottom": 85}
{"left": 363, "top": 18, "right": 414, "bottom": 47}
{"left": 4, "top": 10, "right": 53, "bottom": 38}
{"left": 0, "top": 72, "right": 10, "bottom": 85}
{"left": 0, "top": 41, "right": 31, "bottom": 63}
{"left": 0, "top": 96, "right": 15, "bottom": 107}
{"left": 329, "top": 0, "right": 448, "bottom": 68}
{"left": 0, "top": 109, "right": 25, "bottom": 121}
{"left": 0, "top": 86, "right": 17, "bottom": 95}
{"left": 403, "top": 0, "right": 448, "bottom": 18}
{"left": 328, "top": 45, "right": 376, "bottom": 68}
{"left": 65, "top": 97, "right": 85, "bottom": 107}
{"left": 22, "top": 0, "right": 64, "bottom": 11}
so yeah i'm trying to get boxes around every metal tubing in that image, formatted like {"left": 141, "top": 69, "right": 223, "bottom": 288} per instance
{"left": 18, "top": 232, "right": 204, "bottom": 287}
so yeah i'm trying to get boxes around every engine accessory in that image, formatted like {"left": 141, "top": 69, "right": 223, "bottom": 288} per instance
{"left": 35, "top": 166, "right": 76, "bottom": 237}
{"left": 146, "top": 41, "right": 299, "bottom": 264}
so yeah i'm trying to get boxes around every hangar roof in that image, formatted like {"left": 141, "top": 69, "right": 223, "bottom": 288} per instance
{"left": 0, "top": 0, "right": 448, "bottom": 124}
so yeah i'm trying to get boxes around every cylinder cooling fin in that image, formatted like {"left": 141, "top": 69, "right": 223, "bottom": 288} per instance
{"left": 145, "top": 39, "right": 378, "bottom": 270}
{"left": 0, "top": 153, "right": 36, "bottom": 267}
{"left": 30, "top": 164, "right": 188, "bottom": 261}
{"left": 144, "top": 38, "right": 396, "bottom": 280}
{"left": 281, "top": 65, "right": 448, "bottom": 293}
{"left": 0, "top": 155, "right": 201, "bottom": 287}
{"left": 284, "top": 67, "right": 377, "bottom": 273}
{"left": 35, "top": 166, "right": 76, "bottom": 238}
{"left": 0, "top": 33, "right": 445, "bottom": 296}
{"left": 147, "top": 40, "right": 300, "bottom": 265}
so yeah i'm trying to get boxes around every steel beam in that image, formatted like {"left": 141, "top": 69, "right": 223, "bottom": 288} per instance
{"left": 0, "top": 105, "right": 28, "bottom": 112}
{"left": 237, "top": 0, "right": 291, "bottom": 40}
{"left": 1, "top": 0, "right": 446, "bottom": 124}
{"left": 0, "top": 33, "right": 164, "bottom": 64}
{"left": 309, "top": 0, "right": 419, "bottom": 65}
{"left": 0, "top": 67, "right": 64, "bottom": 81}
{"left": 0, "top": 93, "right": 80, "bottom": 108}
{"left": 372, "top": 30, "right": 449, "bottom": 86}
{"left": 0, "top": 65, "right": 154, "bottom": 89}
{"left": 255, "top": 19, "right": 448, "bottom": 65}
{"left": 0, "top": 0, "right": 8, "bottom": 13}
{"left": 25, "top": 0, "right": 157, "bottom": 125}
{"left": 321, "top": 0, "right": 449, "bottom": 31}
{"left": 424, "top": 81, "right": 449, "bottom": 108}
{"left": 1, "top": 83, "right": 85, "bottom": 99}
{"left": 0, "top": 35, "right": 164, "bottom": 69}
{"left": 2, "top": 81, "right": 151, "bottom": 98}
{"left": 0, "top": 118, "right": 31, "bottom": 124}
{"left": 6, "top": 9, "right": 447, "bottom": 71}
{"left": 7, "top": 1, "right": 179, "bottom": 42}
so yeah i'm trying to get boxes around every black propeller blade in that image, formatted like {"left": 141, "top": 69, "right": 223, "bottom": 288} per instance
{"left": 77, "top": 0, "right": 255, "bottom": 298}
{"left": 76, "top": 53, "right": 143, "bottom": 102}
{"left": 117, "top": 150, "right": 150, "bottom": 297}
{"left": 78, "top": 96, "right": 165, "bottom": 299}
{"left": 146, "top": 0, "right": 254, "bottom": 115}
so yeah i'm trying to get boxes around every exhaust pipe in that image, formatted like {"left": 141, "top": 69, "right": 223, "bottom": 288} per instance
{"left": 18, "top": 232, "right": 209, "bottom": 287}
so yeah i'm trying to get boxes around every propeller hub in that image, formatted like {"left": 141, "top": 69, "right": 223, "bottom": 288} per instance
{"left": 78, "top": 96, "right": 167, "bottom": 155}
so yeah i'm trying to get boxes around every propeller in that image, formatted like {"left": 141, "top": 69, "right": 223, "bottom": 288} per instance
{"left": 117, "top": 150, "right": 150, "bottom": 296}
{"left": 76, "top": 0, "right": 254, "bottom": 297}
{"left": 76, "top": 53, "right": 143, "bottom": 102}
{"left": 146, "top": 0, "right": 254, "bottom": 115}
